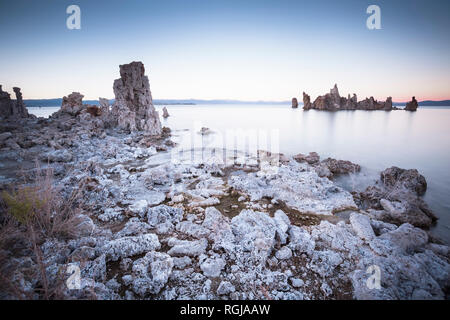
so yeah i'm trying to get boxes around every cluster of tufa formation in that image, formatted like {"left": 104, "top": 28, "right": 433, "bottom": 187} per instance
{"left": 301, "top": 84, "right": 394, "bottom": 111}
{"left": 300, "top": 84, "right": 420, "bottom": 112}
{"left": 53, "top": 61, "right": 162, "bottom": 135}
{"left": 0, "top": 85, "right": 33, "bottom": 119}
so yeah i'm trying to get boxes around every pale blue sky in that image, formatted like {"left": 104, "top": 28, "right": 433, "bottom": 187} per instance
{"left": 0, "top": 0, "right": 449, "bottom": 101}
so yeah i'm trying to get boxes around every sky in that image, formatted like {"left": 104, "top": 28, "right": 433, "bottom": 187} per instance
{"left": 0, "top": 0, "right": 449, "bottom": 102}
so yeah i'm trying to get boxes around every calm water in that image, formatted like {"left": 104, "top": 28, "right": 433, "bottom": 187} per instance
{"left": 28, "top": 105, "right": 450, "bottom": 244}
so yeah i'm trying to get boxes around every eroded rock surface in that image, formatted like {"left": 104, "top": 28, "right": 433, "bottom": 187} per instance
{"left": 0, "top": 85, "right": 32, "bottom": 119}
{"left": 303, "top": 84, "right": 396, "bottom": 111}
{"left": 0, "top": 71, "right": 447, "bottom": 300}
{"left": 405, "top": 96, "right": 419, "bottom": 111}
{"left": 111, "top": 62, "right": 162, "bottom": 134}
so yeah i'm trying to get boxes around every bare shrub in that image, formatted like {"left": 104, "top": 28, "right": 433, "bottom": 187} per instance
{"left": 0, "top": 162, "right": 85, "bottom": 299}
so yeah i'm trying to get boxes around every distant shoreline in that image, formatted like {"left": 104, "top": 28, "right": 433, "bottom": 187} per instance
{"left": 20, "top": 98, "right": 450, "bottom": 108}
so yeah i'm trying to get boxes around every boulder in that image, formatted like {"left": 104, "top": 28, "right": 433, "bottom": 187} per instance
{"left": 291, "top": 98, "right": 298, "bottom": 108}
{"left": 357, "top": 166, "right": 437, "bottom": 229}
{"left": 200, "top": 257, "right": 226, "bottom": 278}
{"left": 60, "top": 92, "right": 85, "bottom": 116}
{"left": 321, "top": 158, "right": 361, "bottom": 175}
{"left": 131, "top": 251, "right": 173, "bottom": 296}
{"left": 102, "top": 234, "right": 161, "bottom": 261}
{"left": 380, "top": 166, "right": 427, "bottom": 196}
{"left": 162, "top": 106, "right": 169, "bottom": 118}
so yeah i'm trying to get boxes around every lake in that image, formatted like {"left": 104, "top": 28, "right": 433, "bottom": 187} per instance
{"left": 28, "top": 104, "right": 450, "bottom": 244}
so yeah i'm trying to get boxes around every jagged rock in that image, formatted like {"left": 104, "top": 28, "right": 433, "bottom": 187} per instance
{"left": 0, "top": 132, "right": 13, "bottom": 142}
{"left": 167, "top": 238, "right": 208, "bottom": 257}
{"left": 131, "top": 251, "right": 173, "bottom": 296}
{"left": 350, "top": 212, "right": 375, "bottom": 241}
{"left": 344, "top": 94, "right": 358, "bottom": 110}
{"left": 231, "top": 210, "right": 278, "bottom": 262}
{"left": 0, "top": 85, "right": 31, "bottom": 118}
{"left": 381, "top": 167, "right": 427, "bottom": 196}
{"left": 202, "top": 207, "right": 235, "bottom": 252}
{"left": 99, "top": 98, "right": 110, "bottom": 112}
{"left": 321, "top": 158, "right": 361, "bottom": 175}
{"left": 293, "top": 152, "right": 320, "bottom": 164}
{"left": 291, "top": 98, "right": 298, "bottom": 108}
{"left": 162, "top": 107, "right": 169, "bottom": 118}
{"left": 275, "top": 246, "right": 293, "bottom": 260}
{"left": 147, "top": 205, "right": 184, "bottom": 234}
{"left": 102, "top": 234, "right": 161, "bottom": 261}
{"left": 59, "top": 92, "right": 85, "bottom": 116}
{"left": 379, "top": 223, "right": 428, "bottom": 254}
{"left": 200, "top": 257, "right": 226, "bottom": 277}
{"left": 304, "top": 84, "right": 397, "bottom": 111}
{"left": 40, "top": 149, "right": 73, "bottom": 163}
{"left": 111, "top": 61, "right": 162, "bottom": 134}
{"left": 288, "top": 225, "right": 315, "bottom": 255}
{"left": 357, "top": 166, "right": 437, "bottom": 228}
{"left": 302, "top": 92, "right": 312, "bottom": 110}
{"left": 405, "top": 96, "right": 419, "bottom": 111}
{"left": 217, "top": 281, "right": 236, "bottom": 295}
{"left": 384, "top": 97, "right": 393, "bottom": 111}
{"left": 173, "top": 256, "right": 192, "bottom": 269}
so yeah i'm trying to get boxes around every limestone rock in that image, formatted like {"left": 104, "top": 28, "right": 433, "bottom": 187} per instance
{"left": 321, "top": 158, "right": 361, "bottom": 175}
{"left": 303, "top": 84, "right": 397, "bottom": 111}
{"left": 357, "top": 166, "right": 437, "bottom": 229}
{"left": 102, "top": 234, "right": 161, "bottom": 261}
{"left": 384, "top": 97, "right": 393, "bottom": 111}
{"left": 200, "top": 257, "right": 225, "bottom": 278}
{"left": 381, "top": 166, "right": 427, "bottom": 196}
{"left": 302, "top": 92, "right": 312, "bottom": 110}
{"left": 131, "top": 251, "right": 173, "bottom": 296}
{"left": 111, "top": 61, "right": 162, "bottom": 134}
{"left": 162, "top": 106, "right": 169, "bottom": 118}
{"left": 405, "top": 96, "right": 419, "bottom": 111}
{"left": 0, "top": 85, "right": 31, "bottom": 118}
{"left": 275, "top": 246, "right": 293, "bottom": 260}
{"left": 167, "top": 238, "right": 208, "bottom": 257}
{"left": 291, "top": 98, "right": 298, "bottom": 108}
{"left": 60, "top": 92, "right": 85, "bottom": 116}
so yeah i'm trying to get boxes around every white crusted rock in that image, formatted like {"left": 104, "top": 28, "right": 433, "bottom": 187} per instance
{"left": 200, "top": 257, "right": 226, "bottom": 278}
{"left": 103, "top": 234, "right": 160, "bottom": 261}
{"left": 350, "top": 212, "right": 375, "bottom": 241}
{"left": 131, "top": 251, "right": 173, "bottom": 296}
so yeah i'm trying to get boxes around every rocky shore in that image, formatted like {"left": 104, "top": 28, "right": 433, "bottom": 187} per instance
{"left": 300, "top": 85, "right": 418, "bottom": 111}
{"left": 0, "top": 63, "right": 449, "bottom": 300}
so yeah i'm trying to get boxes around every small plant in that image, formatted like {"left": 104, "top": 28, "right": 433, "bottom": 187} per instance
{"left": 2, "top": 187, "right": 45, "bottom": 225}
{"left": 0, "top": 162, "right": 86, "bottom": 299}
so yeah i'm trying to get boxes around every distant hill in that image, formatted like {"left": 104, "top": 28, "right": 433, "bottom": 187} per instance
{"left": 393, "top": 100, "right": 450, "bottom": 107}
{"left": 416, "top": 100, "right": 450, "bottom": 106}
{"left": 22, "top": 98, "right": 450, "bottom": 107}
